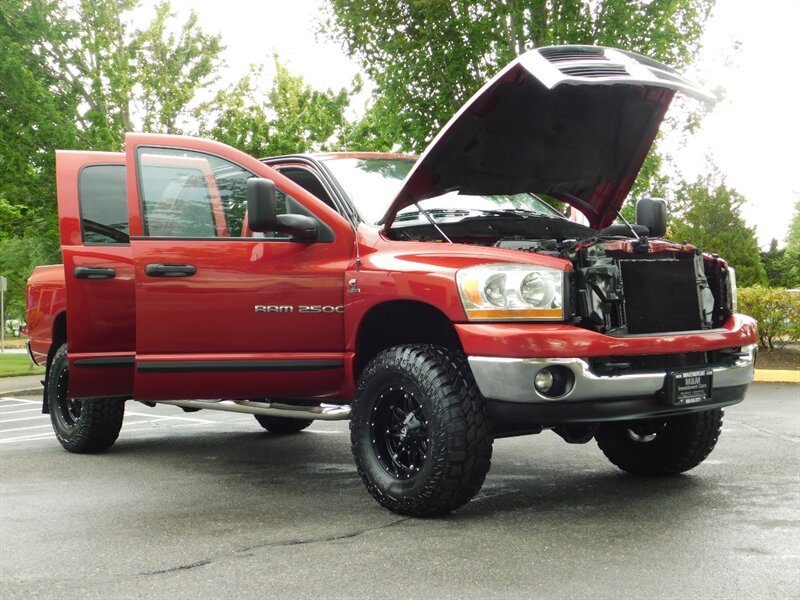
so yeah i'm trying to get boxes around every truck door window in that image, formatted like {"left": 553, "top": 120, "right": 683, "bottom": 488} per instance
{"left": 136, "top": 147, "right": 322, "bottom": 240}
{"left": 136, "top": 148, "right": 257, "bottom": 238}
{"left": 78, "top": 165, "right": 129, "bottom": 244}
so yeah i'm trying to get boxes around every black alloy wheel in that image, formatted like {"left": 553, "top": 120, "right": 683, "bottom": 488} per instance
{"left": 370, "top": 385, "right": 430, "bottom": 480}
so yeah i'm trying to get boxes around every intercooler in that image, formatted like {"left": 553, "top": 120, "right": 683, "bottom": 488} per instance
{"left": 619, "top": 258, "right": 703, "bottom": 334}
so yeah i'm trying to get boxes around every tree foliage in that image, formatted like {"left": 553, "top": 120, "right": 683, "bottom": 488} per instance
{"left": 323, "top": 0, "right": 714, "bottom": 199}
{"left": 761, "top": 238, "right": 800, "bottom": 289}
{"left": 0, "top": 0, "right": 223, "bottom": 319}
{"left": 197, "top": 57, "right": 356, "bottom": 158}
{"left": 738, "top": 286, "right": 800, "bottom": 349}
{"left": 669, "top": 172, "right": 766, "bottom": 287}
{"left": 784, "top": 199, "right": 800, "bottom": 286}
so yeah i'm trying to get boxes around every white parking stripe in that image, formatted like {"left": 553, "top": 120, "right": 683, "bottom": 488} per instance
{"left": 123, "top": 421, "right": 213, "bottom": 430}
{"left": 126, "top": 411, "right": 217, "bottom": 424}
{"left": 0, "top": 415, "right": 49, "bottom": 424}
{"left": 0, "top": 397, "right": 39, "bottom": 404}
{"left": 0, "top": 408, "right": 41, "bottom": 415}
{"left": 1, "top": 424, "right": 53, "bottom": 433}
{"left": 0, "top": 433, "right": 56, "bottom": 444}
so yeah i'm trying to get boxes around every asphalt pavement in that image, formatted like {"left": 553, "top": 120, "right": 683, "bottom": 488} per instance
{"left": 0, "top": 383, "right": 798, "bottom": 599}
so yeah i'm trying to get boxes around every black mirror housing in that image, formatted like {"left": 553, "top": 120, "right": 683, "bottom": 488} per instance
{"left": 636, "top": 198, "right": 667, "bottom": 238}
{"left": 246, "top": 177, "right": 320, "bottom": 242}
{"left": 246, "top": 178, "right": 277, "bottom": 232}
{"left": 276, "top": 214, "right": 320, "bottom": 242}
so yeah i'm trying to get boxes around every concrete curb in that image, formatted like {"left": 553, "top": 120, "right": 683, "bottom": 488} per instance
{"left": 753, "top": 370, "right": 800, "bottom": 384}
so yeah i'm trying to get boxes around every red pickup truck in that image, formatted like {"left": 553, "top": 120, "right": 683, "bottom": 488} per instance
{"left": 26, "top": 46, "right": 757, "bottom": 516}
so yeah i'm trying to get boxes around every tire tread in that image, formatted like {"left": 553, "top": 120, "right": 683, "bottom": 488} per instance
{"left": 595, "top": 409, "right": 723, "bottom": 475}
{"left": 351, "top": 344, "right": 492, "bottom": 517}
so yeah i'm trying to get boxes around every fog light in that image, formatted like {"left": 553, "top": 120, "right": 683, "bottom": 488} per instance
{"left": 534, "top": 369, "right": 554, "bottom": 393}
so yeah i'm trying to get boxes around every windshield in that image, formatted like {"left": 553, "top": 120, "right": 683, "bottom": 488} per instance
{"left": 321, "top": 157, "right": 564, "bottom": 225}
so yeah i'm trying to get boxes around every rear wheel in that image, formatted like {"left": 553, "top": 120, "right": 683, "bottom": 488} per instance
{"left": 253, "top": 414, "right": 313, "bottom": 434}
{"left": 351, "top": 344, "right": 492, "bottom": 517}
{"left": 595, "top": 409, "right": 724, "bottom": 475}
{"left": 47, "top": 344, "right": 125, "bottom": 453}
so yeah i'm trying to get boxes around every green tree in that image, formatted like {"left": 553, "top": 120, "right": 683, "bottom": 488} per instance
{"left": 761, "top": 238, "right": 798, "bottom": 288}
{"left": 323, "top": 0, "right": 714, "bottom": 199}
{"left": 197, "top": 57, "right": 356, "bottom": 157}
{"left": 784, "top": 198, "right": 800, "bottom": 286}
{"left": 0, "top": 0, "right": 223, "bottom": 320}
{"left": 669, "top": 173, "right": 767, "bottom": 287}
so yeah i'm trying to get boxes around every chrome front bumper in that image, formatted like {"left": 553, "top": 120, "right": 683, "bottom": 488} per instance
{"left": 468, "top": 344, "right": 757, "bottom": 404}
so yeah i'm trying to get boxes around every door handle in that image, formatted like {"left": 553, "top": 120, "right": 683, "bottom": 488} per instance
{"left": 144, "top": 263, "right": 197, "bottom": 277}
{"left": 74, "top": 266, "right": 116, "bottom": 280}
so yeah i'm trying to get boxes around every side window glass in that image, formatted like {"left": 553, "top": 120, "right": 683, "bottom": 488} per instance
{"left": 78, "top": 165, "right": 129, "bottom": 244}
{"left": 136, "top": 148, "right": 253, "bottom": 238}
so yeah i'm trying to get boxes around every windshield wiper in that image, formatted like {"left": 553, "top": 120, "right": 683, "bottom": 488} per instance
{"left": 475, "top": 209, "right": 562, "bottom": 220}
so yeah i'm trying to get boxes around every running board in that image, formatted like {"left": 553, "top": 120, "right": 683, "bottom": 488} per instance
{"left": 160, "top": 399, "right": 352, "bottom": 421}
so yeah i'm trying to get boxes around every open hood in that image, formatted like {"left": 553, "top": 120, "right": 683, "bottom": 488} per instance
{"left": 378, "top": 45, "right": 714, "bottom": 231}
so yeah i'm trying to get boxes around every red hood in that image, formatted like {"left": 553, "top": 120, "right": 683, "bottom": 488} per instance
{"left": 379, "top": 45, "right": 714, "bottom": 230}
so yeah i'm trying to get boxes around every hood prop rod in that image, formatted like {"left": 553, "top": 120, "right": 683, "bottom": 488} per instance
{"left": 615, "top": 207, "right": 640, "bottom": 240}
{"left": 414, "top": 201, "right": 453, "bottom": 243}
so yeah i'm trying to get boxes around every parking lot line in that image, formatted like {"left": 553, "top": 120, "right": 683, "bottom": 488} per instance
{"left": 1, "top": 424, "right": 53, "bottom": 433}
{"left": 0, "top": 432, "right": 56, "bottom": 444}
{"left": 0, "top": 407, "right": 42, "bottom": 415}
{"left": 0, "top": 415, "right": 51, "bottom": 424}
{"left": 0, "top": 398, "right": 39, "bottom": 408}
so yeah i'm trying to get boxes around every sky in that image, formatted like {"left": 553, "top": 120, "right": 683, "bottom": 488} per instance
{"left": 132, "top": 0, "right": 800, "bottom": 249}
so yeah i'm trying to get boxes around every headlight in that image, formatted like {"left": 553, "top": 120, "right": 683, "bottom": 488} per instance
{"left": 726, "top": 266, "right": 738, "bottom": 312}
{"left": 456, "top": 264, "right": 566, "bottom": 321}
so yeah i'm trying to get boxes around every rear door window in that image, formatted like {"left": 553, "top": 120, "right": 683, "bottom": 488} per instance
{"left": 78, "top": 165, "right": 129, "bottom": 244}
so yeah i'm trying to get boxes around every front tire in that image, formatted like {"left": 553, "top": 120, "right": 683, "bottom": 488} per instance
{"left": 351, "top": 345, "right": 492, "bottom": 517}
{"left": 595, "top": 409, "right": 724, "bottom": 475}
{"left": 47, "top": 344, "right": 125, "bottom": 453}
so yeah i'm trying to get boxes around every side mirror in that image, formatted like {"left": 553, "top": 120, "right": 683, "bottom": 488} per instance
{"left": 246, "top": 178, "right": 277, "bottom": 232}
{"left": 276, "top": 214, "right": 319, "bottom": 242}
{"left": 636, "top": 198, "right": 667, "bottom": 237}
{"left": 246, "top": 177, "right": 320, "bottom": 242}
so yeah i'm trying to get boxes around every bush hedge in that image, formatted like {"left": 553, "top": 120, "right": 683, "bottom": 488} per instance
{"left": 738, "top": 287, "right": 800, "bottom": 349}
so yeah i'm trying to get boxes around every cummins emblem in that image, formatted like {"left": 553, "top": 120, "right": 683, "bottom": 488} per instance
{"left": 255, "top": 305, "right": 344, "bottom": 314}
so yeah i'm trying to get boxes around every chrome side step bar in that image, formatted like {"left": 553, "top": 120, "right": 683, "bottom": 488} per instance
{"left": 159, "top": 399, "right": 352, "bottom": 421}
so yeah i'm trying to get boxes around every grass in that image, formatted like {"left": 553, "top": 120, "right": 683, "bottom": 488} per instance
{"left": 0, "top": 353, "right": 45, "bottom": 378}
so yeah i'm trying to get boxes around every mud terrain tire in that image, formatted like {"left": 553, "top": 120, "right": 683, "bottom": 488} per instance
{"left": 595, "top": 409, "right": 724, "bottom": 475}
{"left": 351, "top": 344, "right": 492, "bottom": 516}
{"left": 47, "top": 344, "right": 125, "bottom": 453}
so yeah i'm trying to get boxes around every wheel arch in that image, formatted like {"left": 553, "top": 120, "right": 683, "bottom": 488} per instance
{"left": 354, "top": 300, "right": 462, "bottom": 378}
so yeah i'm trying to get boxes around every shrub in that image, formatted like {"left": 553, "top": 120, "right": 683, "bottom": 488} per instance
{"left": 738, "top": 286, "right": 800, "bottom": 349}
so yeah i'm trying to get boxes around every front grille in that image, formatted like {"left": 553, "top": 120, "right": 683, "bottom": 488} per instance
{"left": 619, "top": 259, "right": 702, "bottom": 334}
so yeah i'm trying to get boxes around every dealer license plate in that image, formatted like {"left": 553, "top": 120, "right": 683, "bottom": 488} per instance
{"left": 667, "top": 369, "right": 713, "bottom": 406}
